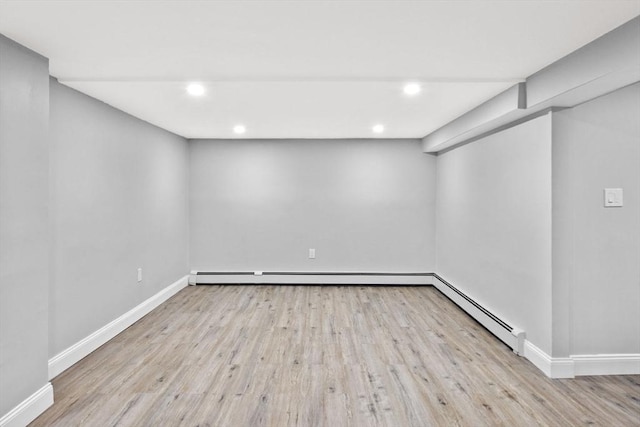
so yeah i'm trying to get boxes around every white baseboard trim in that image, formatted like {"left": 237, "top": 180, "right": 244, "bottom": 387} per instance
{"left": 0, "top": 383, "right": 53, "bottom": 427}
{"left": 193, "top": 271, "right": 433, "bottom": 286}
{"left": 48, "top": 274, "right": 189, "bottom": 380}
{"left": 572, "top": 354, "right": 640, "bottom": 376}
{"left": 524, "top": 340, "right": 574, "bottom": 378}
{"left": 431, "top": 274, "right": 525, "bottom": 355}
{"left": 523, "top": 340, "right": 640, "bottom": 378}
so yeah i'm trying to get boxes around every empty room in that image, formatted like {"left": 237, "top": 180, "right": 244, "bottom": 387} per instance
{"left": 1, "top": 1, "right": 639, "bottom": 426}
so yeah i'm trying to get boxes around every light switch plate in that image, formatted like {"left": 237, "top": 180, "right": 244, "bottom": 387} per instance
{"left": 604, "top": 188, "right": 623, "bottom": 207}
{"left": 309, "top": 248, "right": 316, "bottom": 259}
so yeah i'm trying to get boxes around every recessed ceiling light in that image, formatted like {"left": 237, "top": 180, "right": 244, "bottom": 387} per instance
{"left": 233, "top": 124, "right": 246, "bottom": 134}
{"left": 403, "top": 82, "right": 421, "bottom": 96}
{"left": 372, "top": 124, "right": 385, "bottom": 134}
{"left": 186, "top": 83, "right": 205, "bottom": 96}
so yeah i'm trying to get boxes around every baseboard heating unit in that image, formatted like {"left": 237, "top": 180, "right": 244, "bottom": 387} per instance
{"left": 191, "top": 271, "right": 433, "bottom": 286}
{"left": 190, "top": 270, "right": 526, "bottom": 355}
{"left": 430, "top": 273, "right": 526, "bottom": 355}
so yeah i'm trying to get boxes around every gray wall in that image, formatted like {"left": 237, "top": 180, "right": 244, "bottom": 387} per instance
{"left": 435, "top": 114, "right": 553, "bottom": 353}
{"left": 189, "top": 139, "right": 436, "bottom": 272}
{"left": 0, "top": 35, "right": 50, "bottom": 416}
{"left": 552, "top": 83, "right": 640, "bottom": 356}
{"left": 49, "top": 79, "right": 189, "bottom": 356}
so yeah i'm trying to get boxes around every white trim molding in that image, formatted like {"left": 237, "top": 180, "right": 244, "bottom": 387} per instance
{"left": 0, "top": 383, "right": 53, "bottom": 427}
{"left": 524, "top": 340, "right": 640, "bottom": 378}
{"left": 48, "top": 274, "right": 189, "bottom": 380}
{"left": 572, "top": 354, "right": 640, "bottom": 377}
{"left": 524, "top": 340, "right": 574, "bottom": 378}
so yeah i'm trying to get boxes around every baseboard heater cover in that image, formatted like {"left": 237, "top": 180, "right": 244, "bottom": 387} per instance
{"left": 430, "top": 273, "right": 526, "bottom": 355}
{"left": 191, "top": 271, "right": 433, "bottom": 286}
{"left": 191, "top": 270, "right": 524, "bottom": 354}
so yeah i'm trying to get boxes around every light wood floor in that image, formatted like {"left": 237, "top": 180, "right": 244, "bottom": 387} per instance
{"left": 31, "top": 285, "right": 639, "bottom": 426}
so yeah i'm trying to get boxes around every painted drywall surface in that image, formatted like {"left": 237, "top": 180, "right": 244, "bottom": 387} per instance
{"left": 189, "top": 139, "right": 436, "bottom": 272}
{"left": 49, "top": 79, "right": 189, "bottom": 356}
{"left": 0, "top": 35, "right": 50, "bottom": 416}
{"left": 436, "top": 114, "right": 553, "bottom": 353}
{"left": 552, "top": 83, "right": 640, "bottom": 356}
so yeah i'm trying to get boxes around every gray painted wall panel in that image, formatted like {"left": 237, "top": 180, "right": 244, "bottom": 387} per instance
{"left": 189, "top": 139, "right": 436, "bottom": 273}
{"left": 552, "top": 83, "right": 640, "bottom": 356}
{"left": 0, "top": 35, "right": 50, "bottom": 416}
{"left": 49, "top": 79, "right": 189, "bottom": 356}
{"left": 436, "top": 114, "right": 553, "bottom": 353}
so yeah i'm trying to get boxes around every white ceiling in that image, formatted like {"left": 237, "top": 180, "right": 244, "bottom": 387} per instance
{"left": 1, "top": 1, "right": 638, "bottom": 139}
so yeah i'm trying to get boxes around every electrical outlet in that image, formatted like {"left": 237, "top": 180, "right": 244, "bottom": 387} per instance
{"left": 604, "top": 188, "right": 623, "bottom": 207}
{"left": 309, "top": 248, "right": 316, "bottom": 259}
{"left": 137, "top": 268, "right": 143, "bottom": 282}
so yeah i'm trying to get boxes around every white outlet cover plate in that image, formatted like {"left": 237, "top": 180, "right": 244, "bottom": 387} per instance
{"left": 604, "top": 188, "right": 623, "bottom": 207}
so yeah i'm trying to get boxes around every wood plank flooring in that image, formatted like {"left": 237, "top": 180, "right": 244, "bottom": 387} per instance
{"left": 31, "top": 285, "right": 640, "bottom": 426}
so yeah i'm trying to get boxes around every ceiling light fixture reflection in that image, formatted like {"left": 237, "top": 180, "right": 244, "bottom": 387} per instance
{"left": 233, "top": 124, "right": 246, "bottom": 134}
{"left": 403, "top": 82, "right": 421, "bottom": 96}
{"left": 372, "top": 124, "right": 385, "bottom": 134}
{"left": 186, "top": 83, "right": 205, "bottom": 96}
